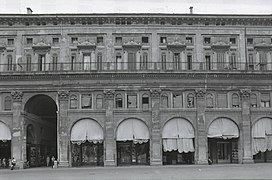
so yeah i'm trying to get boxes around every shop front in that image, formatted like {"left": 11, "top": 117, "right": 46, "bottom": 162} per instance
{"left": 116, "top": 119, "right": 150, "bottom": 166}
{"left": 207, "top": 118, "right": 239, "bottom": 164}
{"left": 70, "top": 119, "right": 104, "bottom": 167}
{"left": 252, "top": 118, "right": 272, "bottom": 163}
{"left": 162, "top": 118, "right": 195, "bottom": 165}
{"left": 0, "top": 121, "right": 11, "bottom": 168}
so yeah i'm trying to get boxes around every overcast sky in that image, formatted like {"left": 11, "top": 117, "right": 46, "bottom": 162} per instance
{"left": 0, "top": 0, "right": 271, "bottom": 14}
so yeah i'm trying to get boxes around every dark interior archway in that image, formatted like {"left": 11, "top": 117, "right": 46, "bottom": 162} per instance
{"left": 24, "top": 94, "right": 57, "bottom": 167}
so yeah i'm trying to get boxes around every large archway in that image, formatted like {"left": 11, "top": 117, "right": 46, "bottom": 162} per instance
{"left": 24, "top": 94, "right": 57, "bottom": 167}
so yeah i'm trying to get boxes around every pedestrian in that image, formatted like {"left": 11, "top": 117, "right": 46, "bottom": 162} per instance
{"left": 46, "top": 156, "right": 50, "bottom": 167}
{"left": 10, "top": 157, "right": 16, "bottom": 170}
{"left": 51, "top": 156, "right": 55, "bottom": 168}
{"left": 2, "top": 158, "right": 6, "bottom": 168}
{"left": 208, "top": 157, "right": 213, "bottom": 165}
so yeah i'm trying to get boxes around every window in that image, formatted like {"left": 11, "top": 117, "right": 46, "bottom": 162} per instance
{"left": 161, "top": 53, "right": 167, "bottom": 70}
{"left": 141, "top": 52, "right": 148, "bottom": 70}
{"left": 7, "top": 55, "right": 13, "bottom": 71}
{"left": 230, "top": 38, "right": 236, "bottom": 44}
{"left": 4, "top": 96, "right": 12, "bottom": 111}
{"left": 206, "top": 93, "right": 214, "bottom": 108}
{"left": 26, "top": 38, "right": 33, "bottom": 45}
{"left": 97, "top": 37, "right": 103, "bottom": 44}
{"left": 217, "top": 93, "right": 227, "bottom": 108}
{"left": 247, "top": 38, "right": 253, "bottom": 45}
{"left": 217, "top": 52, "right": 225, "bottom": 70}
{"left": 115, "top": 52, "right": 123, "bottom": 70}
{"left": 53, "top": 38, "right": 59, "bottom": 44}
{"left": 186, "top": 37, "right": 193, "bottom": 44}
{"left": 250, "top": 94, "right": 257, "bottom": 108}
{"left": 71, "top": 37, "right": 78, "bottom": 43}
{"left": 187, "top": 55, "right": 192, "bottom": 70}
{"left": 128, "top": 52, "right": 136, "bottom": 71}
{"left": 232, "top": 93, "right": 239, "bottom": 108}
{"left": 204, "top": 37, "right": 211, "bottom": 44}
{"left": 173, "top": 93, "right": 182, "bottom": 108}
{"left": 160, "top": 37, "right": 167, "bottom": 44}
{"left": 7, "top": 39, "right": 14, "bottom": 45}
{"left": 259, "top": 51, "right": 267, "bottom": 70}
{"left": 70, "top": 95, "right": 78, "bottom": 109}
{"left": 71, "top": 54, "right": 76, "bottom": 71}
{"left": 187, "top": 93, "right": 195, "bottom": 108}
{"left": 142, "top": 37, "right": 149, "bottom": 43}
{"left": 173, "top": 53, "right": 180, "bottom": 70}
{"left": 248, "top": 53, "right": 254, "bottom": 70}
{"left": 38, "top": 54, "right": 45, "bottom": 71}
{"left": 81, "top": 94, "right": 92, "bottom": 109}
{"left": 229, "top": 53, "right": 237, "bottom": 69}
{"left": 261, "top": 93, "right": 270, "bottom": 108}
{"left": 115, "top": 37, "right": 122, "bottom": 44}
{"left": 205, "top": 55, "right": 212, "bottom": 70}
{"left": 161, "top": 93, "right": 168, "bottom": 108}
{"left": 52, "top": 54, "right": 58, "bottom": 71}
{"left": 83, "top": 54, "right": 91, "bottom": 70}
{"left": 96, "top": 94, "right": 103, "bottom": 109}
{"left": 97, "top": 53, "right": 103, "bottom": 71}
{"left": 115, "top": 94, "right": 123, "bottom": 108}
{"left": 26, "top": 55, "right": 32, "bottom": 71}
{"left": 127, "top": 94, "right": 137, "bottom": 108}
{"left": 142, "top": 94, "right": 149, "bottom": 109}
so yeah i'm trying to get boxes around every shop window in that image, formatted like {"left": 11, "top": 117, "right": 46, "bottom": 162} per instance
{"left": 142, "top": 37, "right": 149, "bottom": 43}
{"left": 161, "top": 93, "right": 168, "bottom": 108}
{"left": 70, "top": 95, "right": 78, "bottom": 109}
{"left": 142, "top": 94, "right": 149, "bottom": 109}
{"left": 7, "top": 39, "right": 14, "bottom": 45}
{"left": 232, "top": 93, "right": 239, "bottom": 108}
{"left": 96, "top": 94, "right": 103, "bottom": 109}
{"left": 81, "top": 94, "right": 92, "bottom": 109}
{"left": 97, "top": 37, "right": 103, "bottom": 44}
{"left": 217, "top": 93, "right": 228, "bottom": 108}
{"left": 26, "top": 38, "right": 33, "bottom": 45}
{"left": 7, "top": 55, "right": 13, "bottom": 71}
{"left": 250, "top": 94, "right": 257, "bottom": 108}
{"left": 173, "top": 93, "right": 182, "bottom": 108}
{"left": 187, "top": 93, "right": 195, "bottom": 108}
{"left": 187, "top": 54, "right": 192, "bottom": 70}
{"left": 204, "top": 37, "right": 211, "bottom": 44}
{"left": 71, "top": 37, "right": 78, "bottom": 44}
{"left": 161, "top": 52, "right": 167, "bottom": 70}
{"left": 230, "top": 37, "right": 236, "bottom": 45}
{"left": 97, "top": 53, "right": 103, "bottom": 71}
{"left": 205, "top": 55, "right": 212, "bottom": 70}
{"left": 247, "top": 38, "right": 253, "bottom": 45}
{"left": 115, "top": 37, "right": 122, "bottom": 44}
{"left": 52, "top": 38, "right": 59, "bottom": 45}
{"left": 4, "top": 96, "right": 12, "bottom": 111}
{"left": 115, "top": 94, "right": 123, "bottom": 108}
{"left": 52, "top": 54, "right": 58, "bottom": 71}
{"left": 261, "top": 93, "right": 270, "bottom": 108}
{"left": 229, "top": 53, "right": 237, "bottom": 69}
{"left": 26, "top": 55, "right": 32, "bottom": 71}
{"left": 71, "top": 54, "right": 76, "bottom": 71}
{"left": 160, "top": 37, "right": 167, "bottom": 44}
{"left": 141, "top": 52, "right": 148, "bottom": 70}
{"left": 186, "top": 37, "right": 193, "bottom": 44}
{"left": 206, "top": 93, "right": 214, "bottom": 108}
{"left": 127, "top": 94, "right": 137, "bottom": 108}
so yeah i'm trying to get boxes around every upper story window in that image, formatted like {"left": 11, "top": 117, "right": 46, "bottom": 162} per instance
{"left": 247, "top": 38, "right": 253, "bottom": 45}
{"left": 97, "top": 53, "right": 103, "bottom": 71}
{"left": 186, "top": 37, "right": 193, "bottom": 44}
{"left": 97, "top": 37, "right": 103, "bottom": 44}
{"left": 216, "top": 52, "right": 226, "bottom": 70}
{"left": 206, "top": 93, "right": 214, "bottom": 108}
{"left": 115, "top": 37, "right": 122, "bottom": 44}
{"left": 187, "top": 54, "right": 192, "bottom": 70}
{"left": 140, "top": 52, "right": 148, "bottom": 70}
{"left": 71, "top": 37, "right": 78, "bottom": 44}
{"left": 115, "top": 94, "right": 123, "bottom": 108}
{"left": 96, "top": 94, "right": 103, "bottom": 109}
{"left": 161, "top": 52, "right": 167, "bottom": 70}
{"left": 261, "top": 93, "right": 270, "bottom": 108}
{"left": 229, "top": 53, "right": 237, "bottom": 69}
{"left": 204, "top": 37, "right": 211, "bottom": 44}
{"left": 160, "top": 37, "right": 167, "bottom": 44}
{"left": 230, "top": 37, "right": 236, "bottom": 45}
{"left": 187, "top": 93, "right": 195, "bottom": 108}
{"left": 142, "top": 94, "right": 149, "bottom": 109}
{"left": 81, "top": 94, "right": 92, "bottom": 109}
{"left": 232, "top": 93, "right": 239, "bottom": 108}
{"left": 115, "top": 52, "right": 123, "bottom": 70}
{"left": 4, "top": 96, "right": 12, "bottom": 111}
{"left": 127, "top": 94, "right": 137, "bottom": 108}
{"left": 53, "top": 38, "right": 59, "bottom": 45}
{"left": 7, "top": 55, "right": 13, "bottom": 71}
{"left": 248, "top": 53, "right": 254, "bottom": 70}
{"left": 71, "top": 53, "right": 76, "bottom": 71}
{"left": 7, "top": 39, "right": 14, "bottom": 46}
{"left": 70, "top": 95, "right": 78, "bottom": 109}
{"left": 259, "top": 51, "right": 267, "bottom": 70}
{"left": 173, "top": 93, "right": 182, "bottom": 108}
{"left": 250, "top": 94, "right": 257, "bottom": 108}
{"left": 173, "top": 53, "right": 181, "bottom": 70}
{"left": 52, "top": 54, "right": 58, "bottom": 71}
{"left": 142, "top": 37, "right": 149, "bottom": 44}
{"left": 26, "top": 38, "right": 33, "bottom": 45}
{"left": 217, "top": 93, "right": 228, "bottom": 108}
{"left": 26, "top": 55, "right": 32, "bottom": 71}
{"left": 205, "top": 55, "right": 212, "bottom": 70}
{"left": 161, "top": 93, "right": 168, "bottom": 108}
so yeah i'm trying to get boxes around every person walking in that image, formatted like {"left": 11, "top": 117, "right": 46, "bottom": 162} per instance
{"left": 51, "top": 156, "right": 55, "bottom": 168}
{"left": 2, "top": 158, "right": 6, "bottom": 168}
{"left": 10, "top": 157, "right": 16, "bottom": 170}
{"left": 46, "top": 156, "right": 50, "bottom": 167}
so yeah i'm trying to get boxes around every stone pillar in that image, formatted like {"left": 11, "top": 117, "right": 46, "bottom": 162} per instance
{"left": 150, "top": 88, "right": 162, "bottom": 165}
{"left": 11, "top": 91, "right": 25, "bottom": 168}
{"left": 240, "top": 89, "right": 254, "bottom": 163}
{"left": 195, "top": 89, "right": 208, "bottom": 164}
{"left": 57, "top": 91, "right": 70, "bottom": 167}
{"left": 103, "top": 90, "right": 116, "bottom": 166}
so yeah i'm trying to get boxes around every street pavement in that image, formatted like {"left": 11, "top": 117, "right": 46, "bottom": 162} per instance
{"left": 0, "top": 163, "right": 272, "bottom": 180}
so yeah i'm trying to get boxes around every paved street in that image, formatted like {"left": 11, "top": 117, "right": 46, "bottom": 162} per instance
{"left": 0, "top": 163, "right": 272, "bottom": 180}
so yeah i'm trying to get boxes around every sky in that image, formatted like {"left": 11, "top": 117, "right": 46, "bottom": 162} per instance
{"left": 0, "top": 0, "right": 271, "bottom": 14}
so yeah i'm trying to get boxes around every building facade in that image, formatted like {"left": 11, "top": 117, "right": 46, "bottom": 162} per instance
{"left": 0, "top": 13, "right": 272, "bottom": 168}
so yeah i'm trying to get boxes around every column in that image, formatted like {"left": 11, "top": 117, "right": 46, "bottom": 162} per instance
{"left": 104, "top": 90, "right": 116, "bottom": 166}
{"left": 11, "top": 91, "right": 25, "bottom": 169}
{"left": 195, "top": 89, "right": 208, "bottom": 164}
{"left": 150, "top": 88, "right": 162, "bottom": 165}
{"left": 240, "top": 89, "right": 254, "bottom": 163}
{"left": 58, "top": 91, "right": 70, "bottom": 167}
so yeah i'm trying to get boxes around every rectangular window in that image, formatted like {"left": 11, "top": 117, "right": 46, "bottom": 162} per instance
{"left": 247, "top": 38, "right": 253, "bottom": 45}
{"left": 115, "top": 54, "right": 122, "bottom": 70}
{"left": 97, "top": 37, "right": 103, "bottom": 44}
{"left": 26, "top": 38, "right": 33, "bottom": 45}
{"left": 204, "top": 37, "right": 211, "bottom": 44}
{"left": 83, "top": 54, "right": 91, "bottom": 70}
{"left": 187, "top": 55, "right": 192, "bottom": 70}
{"left": 186, "top": 37, "right": 193, "bottom": 44}
{"left": 127, "top": 95, "right": 137, "bottom": 108}
{"left": 161, "top": 53, "right": 167, "bottom": 70}
{"left": 7, "top": 39, "right": 14, "bottom": 45}
{"left": 97, "top": 53, "right": 103, "bottom": 71}
{"left": 142, "top": 96, "right": 149, "bottom": 109}
{"left": 128, "top": 52, "right": 136, "bottom": 71}
{"left": 71, "top": 37, "right": 78, "bottom": 43}
{"left": 259, "top": 52, "right": 267, "bottom": 71}
{"left": 115, "top": 37, "right": 122, "bottom": 44}
{"left": 205, "top": 55, "right": 211, "bottom": 70}
{"left": 160, "top": 37, "right": 167, "bottom": 44}
{"left": 173, "top": 94, "right": 182, "bottom": 108}
{"left": 71, "top": 55, "right": 76, "bottom": 70}
{"left": 81, "top": 94, "right": 92, "bottom": 109}
{"left": 217, "top": 93, "right": 227, "bottom": 108}
{"left": 141, "top": 53, "right": 148, "bottom": 70}
{"left": 116, "top": 96, "right": 123, "bottom": 108}
{"left": 38, "top": 54, "right": 45, "bottom": 71}
{"left": 53, "top": 38, "right": 59, "bottom": 44}
{"left": 173, "top": 53, "right": 180, "bottom": 70}
{"left": 261, "top": 93, "right": 270, "bottom": 108}
{"left": 142, "top": 37, "right": 149, "bottom": 43}
{"left": 230, "top": 38, "right": 236, "bottom": 44}
{"left": 217, "top": 52, "right": 225, "bottom": 70}
{"left": 248, "top": 54, "right": 254, "bottom": 70}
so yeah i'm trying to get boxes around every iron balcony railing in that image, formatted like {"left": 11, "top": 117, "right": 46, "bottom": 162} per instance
{"left": 1, "top": 61, "right": 272, "bottom": 73}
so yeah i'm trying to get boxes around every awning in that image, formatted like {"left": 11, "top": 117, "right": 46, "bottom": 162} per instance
{"left": 0, "top": 122, "right": 11, "bottom": 141}
{"left": 208, "top": 118, "right": 239, "bottom": 139}
{"left": 116, "top": 119, "right": 149, "bottom": 141}
{"left": 252, "top": 118, "right": 272, "bottom": 155}
{"left": 71, "top": 119, "right": 103, "bottom": 144}
{"left": 162, "top": 118, "right": 195, "bottom": 153}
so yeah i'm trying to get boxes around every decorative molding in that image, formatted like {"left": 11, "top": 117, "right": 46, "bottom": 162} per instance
{"left": 123, "top": 40, "right": 141, "bottom": 50}
{"left": 240, "top": 89, "right": 251, "bottom": 99}
{"left": 167, "top": 41, "right": 186, "bottom": 51}
{"left": 150, "top": 88, "right": 161, "bottom": 98}
{"left": 77, "top": 41, "right": 96, "bottom": 50}
{"left": 211, "top": 41, "right": 230, "bottom": 50}
{"left": 32, "top": 40, "right": 51, "bottom": 52}
{"left": 195, "top": 89, "right": 206, "bottom": 98}
{"left": 11, "top": 91, "right": 23, "bottom": 101}
{"left": 58, "top": 91, "right": 70, "bottom": 101}
{"left": 103, "top": 89, "right": 115, "bottom": 99}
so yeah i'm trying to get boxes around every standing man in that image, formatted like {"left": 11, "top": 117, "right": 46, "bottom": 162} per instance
{"left": 10, "top": 157, "right": 16, "bottom": 170}
{"left": 51, "top": 156, "right": 55, "bottom": 168}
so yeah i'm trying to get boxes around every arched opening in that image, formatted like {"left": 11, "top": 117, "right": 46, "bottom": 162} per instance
{"left": 0, "top": 121, "right": 11, "bottom": 168}
{"left": 252, "top": 118, "right": 272, "bottom": 163}
{"left": 70, "top": 119, "right": 104, "bottom": 167}
{"left": 116, "top": 118, "right": 150, "bottom": 166}
{"left": 162, "top": 118, "right": 195, "bottom": 165}
{"left": 207, "top": 118, "right": 239, "bottom": 164}
{"left": 24, "top": 94, "right": 57, "bottom": 167}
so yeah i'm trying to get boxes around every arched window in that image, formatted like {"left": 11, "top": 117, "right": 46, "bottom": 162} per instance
{"left": 26, "top": 55, "right": 32, "bottom": 71}
{"left": 161, "top": 52, "right": 167, "bottom": 70}
{"left": 96, "top": 94, "right": 103, "bottom": 109}
{"left": 206, "top": 93, "right": 214, "bottom": 108}
{"left": 187, "top": 93, "right": 194, "bottom": 108}
{"left": 7, "top": 55, "right": 13, "bottom": 71}
{"left": 142, "top": 94, "right": 149, "bottom": 109}
{"left": 161, "top": 93, "right": 168, "bottom": 108}
{"left": 70, "top": 95, "right": 78, "bottom": 109}
{"left": 4, "top": 96, "right": 12, "bottom": 111}
{"left": 52, "top": 53, "right": 58, "bottom": 71}
{"left": 250, "top": 93, "right": 257, "bottom": 108}
{"left": 229, "top": 53, "right": 237, "bottom": 69}
{"left": 141, "top": 52, "right": 148, "bottom": 70}
{"left": 232, "top": 93, "right": 239, "bottom": 108}
{"left": 97, "top": 53, "right": 103, "bottom": 71}
{"left": 115, "top": 94, "right": 123, "bottom": 108}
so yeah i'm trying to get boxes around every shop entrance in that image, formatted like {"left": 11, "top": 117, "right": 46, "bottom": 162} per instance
{"left": 253, "top": 150, "right": 272, "bottom": 163}
{"left": 24, "top": 95, "right": 57, "bottom": 167}
{"left": 0, "top": 121, "right": 12, "bottom": 168}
